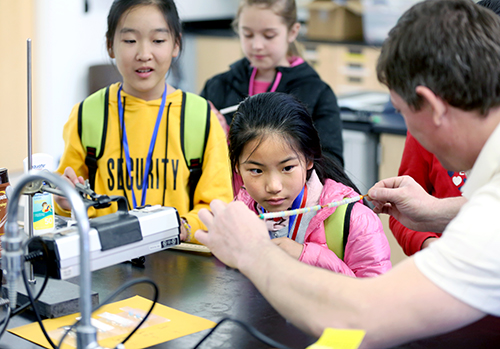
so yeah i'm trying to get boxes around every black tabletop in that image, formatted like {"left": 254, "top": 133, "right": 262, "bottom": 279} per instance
{"left": 2, "top": 248, "right": 500, "bottom": 348}
{"left": 1, "top": 249, "right": 316, "bottom": 349}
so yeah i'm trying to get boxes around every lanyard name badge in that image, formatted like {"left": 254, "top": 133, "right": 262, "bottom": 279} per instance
{"left": 117, "top": 84, "right": 167, "bottom": 208}
{"left": 288, "top": 185, "right": 307, "bottom": 240}
{"left": 248, "top": 67, "right": 282, "bottom": 96}
{"left": 261, "top": 184, "right": 307, "bottom": 239}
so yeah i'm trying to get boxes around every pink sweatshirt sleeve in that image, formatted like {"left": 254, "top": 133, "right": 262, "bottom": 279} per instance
{"left": 300, "top": 242, "right": 356, "bottom": 276}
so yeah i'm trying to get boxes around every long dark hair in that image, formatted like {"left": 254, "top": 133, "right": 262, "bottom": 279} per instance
{"left": 229, "top": 92, "right": 362, "bottom": 195}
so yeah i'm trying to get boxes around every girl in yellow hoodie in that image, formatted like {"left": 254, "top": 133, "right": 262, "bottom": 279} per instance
{"left": 55, "top": 0, "right": 233, "bottom": 243}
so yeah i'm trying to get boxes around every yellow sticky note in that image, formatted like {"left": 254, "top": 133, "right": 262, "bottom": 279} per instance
{"left": 306, "top": 328, "right": 366, "bottom": 349}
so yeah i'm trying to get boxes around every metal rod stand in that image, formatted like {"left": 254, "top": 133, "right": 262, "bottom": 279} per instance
{"left": 26, "top": 38, "right": 35, "bottom": 284}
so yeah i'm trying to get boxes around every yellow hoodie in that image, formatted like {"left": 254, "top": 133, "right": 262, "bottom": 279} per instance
{"left": 56, "top": 83, "right": 233, "bottom": 243}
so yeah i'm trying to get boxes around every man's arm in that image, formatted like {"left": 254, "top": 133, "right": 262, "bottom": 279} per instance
{"left": 368, "top": 176, "right": 466, "bottom": 233}
{"left": 389, "top": 216, "right": 440, "bottom": 255}
{"left": 196, "top": 200, "right": 484, "bottom": 348}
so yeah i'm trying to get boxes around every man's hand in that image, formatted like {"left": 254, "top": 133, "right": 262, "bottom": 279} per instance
{"left": 54, "top": 167, "right": 85, "bottom": 211}
{"left": 272, "top": 237, "right": 303, "bottom": 259}
{"left": 368, "top": 175, "right": 464, "bottom": 233}
{"left": 195, "top": 200, "right": 271, "bottom": 269}
{"left": 368, "top": 176, "right": 433, "bottom": 225}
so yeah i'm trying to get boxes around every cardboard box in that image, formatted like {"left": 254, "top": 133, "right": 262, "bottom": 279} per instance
{"left": 315, "top": 43, "right": 387, "bottom": 94}
{"left": 307, "top": 0, "right": 363, "bottom": 41}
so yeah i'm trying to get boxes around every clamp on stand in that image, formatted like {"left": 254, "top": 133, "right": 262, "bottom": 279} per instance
{"left": 4, "top": 171, "right": 103, "bottom": 349}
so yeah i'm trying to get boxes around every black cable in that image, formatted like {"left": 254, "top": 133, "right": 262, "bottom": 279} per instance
{"left": 21, "top": 267, "right": 57, "bottom": 348}
{"left": 0, "top": 298, "right": 11, "bottom": 327}
{"left": 0, "top": 304, "right": 11, "bottom": 340}
{"left": 11, "top": 236, "right": 51, "bottom": 317}
{"left": 0, "top": 237, "right": 49, "bottom": 341}
{"left": 119, "top": 278, "right": 158, "bottom": 345}
{"left": 56, "top": 277, "right": 159, "bottom": 349}
{"left": 192, "top": 317, "right": 294, "bottom": 349}
{"left": 0, "top": 304, "right": 8, "bottom": 326}
{"left": 6, "top": 234, "right": 157, "bottom": 348}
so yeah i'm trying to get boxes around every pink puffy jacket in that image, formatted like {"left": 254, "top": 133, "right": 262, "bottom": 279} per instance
{"left": 236, "top": 179, "right": 392, "bottom": 277}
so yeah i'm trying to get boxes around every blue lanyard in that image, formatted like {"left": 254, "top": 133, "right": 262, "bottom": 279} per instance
{"left": 261, "top": 185, "right": 305, "bottom": 238}
{"left": 287, "top": 186, "right": 305, "bottom": 238}
{"left": 117, "top": 84, "right": 167, "bottom": 208}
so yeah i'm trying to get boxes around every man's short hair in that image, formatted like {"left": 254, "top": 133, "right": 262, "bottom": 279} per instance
{"left": 477, "top": 0, "right": 500, "bottom": 15}
{"left": 377, "top": 0, "right": 500, "bottom": 115}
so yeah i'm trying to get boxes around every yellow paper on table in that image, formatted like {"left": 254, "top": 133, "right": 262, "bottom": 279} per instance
{"left": 8, "top": 295, "right": 216, "bottom": 349}
{"left": 306, "top": 328, "right": 366, "bottom": 349}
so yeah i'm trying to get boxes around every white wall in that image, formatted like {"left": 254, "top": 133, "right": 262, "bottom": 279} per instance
{"left": 35, "top": 0, "right": 112, "bottom": 160}
{"left": 35, "top": 0, "right": 237, "bottom": 161}
{"left": 176, "top": 0, "right": 238, "bottom": 21}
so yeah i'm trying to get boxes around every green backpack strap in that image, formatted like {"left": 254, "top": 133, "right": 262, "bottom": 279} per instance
{"left": 324, "top": 201, "right": 356, "bottom": 261}
{"left": 180, "top": 91, "right": 211, "bottom": 211}
{"left": 78, "top": 86, "right": 110, "bottom": 190}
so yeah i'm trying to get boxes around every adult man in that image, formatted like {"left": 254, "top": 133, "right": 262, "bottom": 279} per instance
{"left": 387, "top": 0, "right": 500, "bottom": 256}
{"left": 196, "top": 0, "right": 500, "bottom": 347}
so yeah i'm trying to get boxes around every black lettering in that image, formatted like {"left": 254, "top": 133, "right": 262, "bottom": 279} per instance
{"left": 117, "top": 158, "right": 124, "bottom": 190}
{"left": 162, "top": 158, "right": 169, "bottom": 190}
{"left": 148, "top": 159, "right": 154, "bottom": 189}
{"left": 136, "top": 158, "right": 144, "bottom": 190}
{"left": 172, "top": 159, "right": 179, "bottom": 190}
{"left": 125, "top": 158, "right": 132, "bottom": 190}
{"left": 107, "top": 159, "right": 115, "bottom": 190}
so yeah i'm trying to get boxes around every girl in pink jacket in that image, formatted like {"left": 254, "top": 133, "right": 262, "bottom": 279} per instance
{"left": 229, "top": 92, "right": 391, "bottom": 277}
